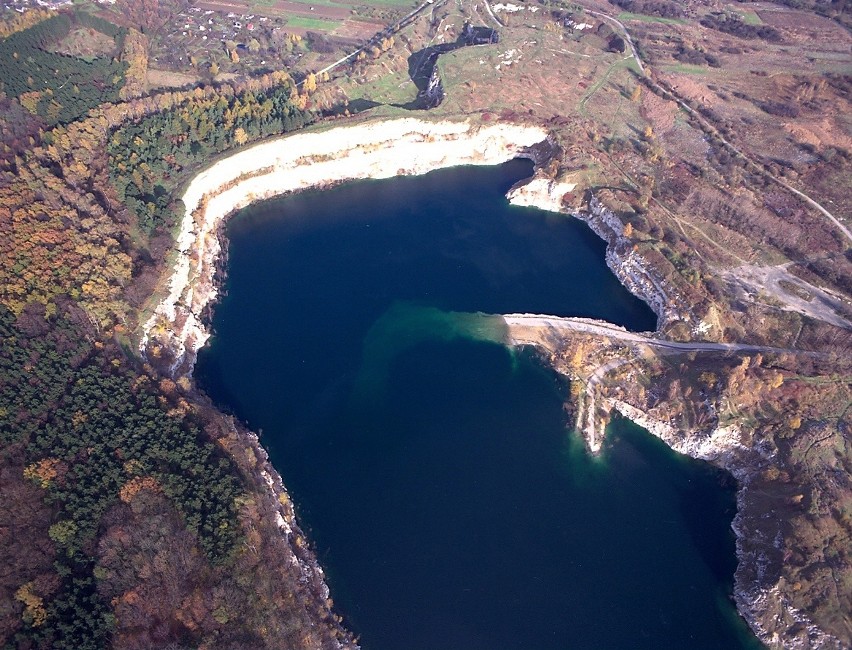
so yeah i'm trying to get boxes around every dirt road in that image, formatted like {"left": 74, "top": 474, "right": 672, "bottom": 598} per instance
{"left": 585, "top": 9, "right": 645, "bottom": 74}
{"left": 723, "top": 263, "right": 852, "bottom": 330}
{"left": 502, "top": 313, "right": 826, "bottom": 356}
{"left": 588, "top": 9, "right": 851, "bottom": 247}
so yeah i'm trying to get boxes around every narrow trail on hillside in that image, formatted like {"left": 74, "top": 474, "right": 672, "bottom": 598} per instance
{"left": 588, "top": 9, "right": 851, "bottom": 248}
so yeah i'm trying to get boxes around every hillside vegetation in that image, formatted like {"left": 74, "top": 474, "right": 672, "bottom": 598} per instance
{"left": 0, "top": 0, "right": 851, "bottom": 647}
{"left": 0, "top": 14, "right": 350, "bottom": 643}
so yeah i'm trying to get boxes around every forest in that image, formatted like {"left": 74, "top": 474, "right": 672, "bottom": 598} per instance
{"left": 0, "top": 13, "right": 128, "bottom": 125}
{"left": 108, "top": 84, "right": 310, "bottom": 235}
{"left": 0, "top": 8, "right": 346, "bottom": 646}
{"left": 0, "top": 303, "right": 240, "bottom": 648}
{"left": 0, "top": 69, "right": 311, "bottom": 326}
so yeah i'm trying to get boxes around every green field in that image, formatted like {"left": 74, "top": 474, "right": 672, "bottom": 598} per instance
{"left": 736, "top": 11, "right": 763, "bottom": 25}
{"left": 665, "top": 63, "right": 710, "bottom": 75}
{"left": 617, "top": 12, "right": 687, "bottom": 25}
{"left": 285, "top": 15, "right": 343, "bottom": 30}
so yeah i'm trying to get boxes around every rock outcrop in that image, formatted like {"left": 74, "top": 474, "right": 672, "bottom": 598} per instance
{"left": 507, "top": 179, "right": 692, "bottom": 331}
{"left": 505, "top": 174, "right": 849, "bottom": 649}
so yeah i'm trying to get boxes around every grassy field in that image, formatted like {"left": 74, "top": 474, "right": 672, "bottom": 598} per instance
{"left": 736, "top": 10, "right": 763, "bottom": 25}
{"left": 342, "top": 67, "right": 414, "bottom": 105}
{"left": 617, "top": 12, "right": 687, "bottom": 25}
{"left": 285, "top": 15, "right": 343, "bottom": 30}
{"left": 146, "top": 68, "right": 202, "bottom": 89}
{"left": 664, "top": 63, "right": 710, "bottom": 75}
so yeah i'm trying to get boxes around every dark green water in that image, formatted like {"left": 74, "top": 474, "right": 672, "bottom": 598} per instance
{"left": 196, "top": 160, "right": 762, "bottom": 649}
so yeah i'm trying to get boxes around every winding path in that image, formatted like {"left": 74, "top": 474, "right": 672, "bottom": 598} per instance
{"left": 585, "top": 9, "right": 851, "bottom": 247}
{"left": 585, "top": 9, "right": 645, "bottom": 74}
{"left": 575, "top": 355, "right": 631, "bottom": 451}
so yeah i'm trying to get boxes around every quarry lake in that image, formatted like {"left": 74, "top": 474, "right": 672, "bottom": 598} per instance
{"left": 195, "top": 160, "right": 762, "bottom": 649}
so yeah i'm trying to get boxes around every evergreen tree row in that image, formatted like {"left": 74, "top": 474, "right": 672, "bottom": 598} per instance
{"left": 108, "top": 84, "right": 311, "bottom": 235}
{"left": 0, "top": 13, "right": 127, "bottom": 125}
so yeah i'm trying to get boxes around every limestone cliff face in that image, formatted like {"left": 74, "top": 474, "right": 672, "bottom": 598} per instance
{"left": 506, "top": 181, "right": 693, "bottom": 332}
{"left": 141, "top": 118, "right": 549, "bottom": 375}
{"left": 604, "top": 400, "right": 844, "bottom": 650}
{"left": 505, "top": 176, "right": 847, "bottom": 649}
{"left": 581, "top": 196, "right": 691, "bottom": 330}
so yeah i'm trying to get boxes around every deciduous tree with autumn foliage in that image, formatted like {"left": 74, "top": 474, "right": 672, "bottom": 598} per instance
{"left": 0, "top": 9, "right": 352, "bottom": 649}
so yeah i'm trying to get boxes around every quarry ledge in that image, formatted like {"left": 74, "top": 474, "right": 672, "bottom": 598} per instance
{"left": 139, "top": 117, "right": 551, "bottom": 374}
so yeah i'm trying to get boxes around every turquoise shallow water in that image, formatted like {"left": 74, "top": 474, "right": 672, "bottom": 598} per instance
{"left": 195, "top": 160, "right": 762, "bottom": 649}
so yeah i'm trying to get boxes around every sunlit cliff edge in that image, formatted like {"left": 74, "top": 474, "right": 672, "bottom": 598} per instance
{"left": 140, "top": 118, "right": 549, "bottom": 373}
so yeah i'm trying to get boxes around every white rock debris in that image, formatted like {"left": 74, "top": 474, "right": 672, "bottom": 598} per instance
{"left": 507, "top": 177, "right": 576, "bottom": 213}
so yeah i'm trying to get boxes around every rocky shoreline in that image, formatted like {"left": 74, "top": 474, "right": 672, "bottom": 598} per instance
{"left": 507, "top": 179, "right": 691, "bottom": 332}
{"left": 502, "top": 178, "right": 846, "bottom": 648}
{"left": 210, "top": 407, "right": 357, "bottom": 648}
{"left": 142, "top": 117, "right": 839, "bottom": 649}
{"left": 606, "top": 399, "right": 844, "bottom": 650}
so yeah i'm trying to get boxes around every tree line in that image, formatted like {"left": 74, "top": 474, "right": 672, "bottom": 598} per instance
{"left": 0, "top": 13, "right": 352, "bottom": 648}
{"left": 108, "top": 83, "right": 310, "bottom": 235}
{"left": 609, "top": 0, "right": 685, "bottom": 18}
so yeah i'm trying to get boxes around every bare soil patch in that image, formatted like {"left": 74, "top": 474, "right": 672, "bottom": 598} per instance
{"left": 146, "top": 68, "right": 201, "bottom": 89}
{"left": 333, "top": 18, "right": 384, "bottom": 39}
{"left": 640, "top": 86, "right": 678, "bottom": 135}
{"left": 49, "top": 26, "right": 117, "bottom": 58}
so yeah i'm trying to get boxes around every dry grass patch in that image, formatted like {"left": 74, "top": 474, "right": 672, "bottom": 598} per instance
{"left": 146, "top": 68, "right": 201, "bottom": 90}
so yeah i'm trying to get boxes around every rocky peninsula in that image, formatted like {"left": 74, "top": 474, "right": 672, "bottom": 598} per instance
{"left": 502, "top": 181, "right": 848, "bottom": 649}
